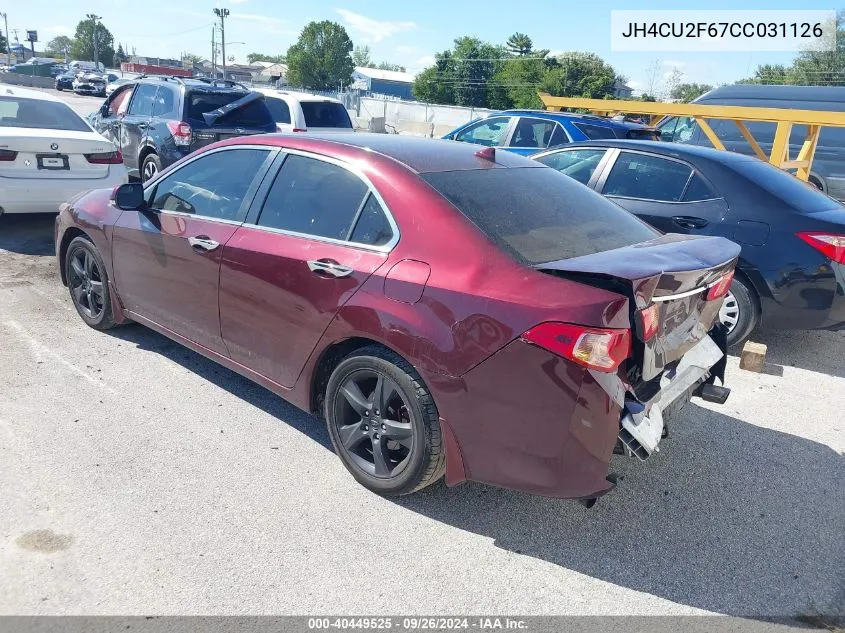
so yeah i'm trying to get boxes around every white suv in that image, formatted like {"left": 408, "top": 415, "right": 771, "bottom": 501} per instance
{"left": 254, "top": 89, "right": 354, "bottom": 133}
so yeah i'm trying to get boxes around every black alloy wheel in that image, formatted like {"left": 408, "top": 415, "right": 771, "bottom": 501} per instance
{"left": 66, "top": 237, "right": 116, "bottom": 330}
{"left": 325, "top": 347, "right": 445, "bottom": 495}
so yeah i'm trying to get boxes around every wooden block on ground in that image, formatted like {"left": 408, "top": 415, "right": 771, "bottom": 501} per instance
{"left": 739, "top": 341, "right": 767, "bottom": 372}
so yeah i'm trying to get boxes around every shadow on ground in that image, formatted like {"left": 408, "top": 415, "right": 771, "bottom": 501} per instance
{"left": 0, "top": 214, "right": 58, "bottom": 256}
{"left": 747, "top": 328, "right": 845, "bottom": 379}
{"left": 108, "top": 322, "right": 844, "bottom": 621}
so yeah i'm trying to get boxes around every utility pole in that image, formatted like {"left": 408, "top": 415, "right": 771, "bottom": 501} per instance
{"left": 86, "top": 14, "right": 101, "bottom": 69}
{"left": 213, "top": 7, "right": 229, "bottom": 80}
{"left": 211, "top": 25, "right": 216, "bottom": 78}
{"left": 0, "top": 13, "right": 10, "bottom": 67}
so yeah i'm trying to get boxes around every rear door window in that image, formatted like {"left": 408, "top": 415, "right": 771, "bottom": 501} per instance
{"left": 453, "top": 116, "right": 512, "bottom": 146}
{"left": 534, "top": 148, "right": 608, "bottom": 185}
{"left": 510, "top": 117, "right": 560, "bottom": 148}
{"left": 257, "top": 155, "right": 369, "bottom": 241}
{"left": 422, "top": 167, "right": 657, "bottom": 264}
{"left": 128, "top": 84, "right": 157, "bottom": 117}
{"left": 151, "top": 86, "right": 177, "bottom": 118}
{"left": 300, "top": 101, "right": 352, "bottom": 128}
{"left": 602, "top": 152, "right": 693, "bottom": 202}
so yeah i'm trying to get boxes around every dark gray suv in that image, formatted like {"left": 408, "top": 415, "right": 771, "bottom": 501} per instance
{"left": 657, "top": 85, "right": 845, "bottom": 201}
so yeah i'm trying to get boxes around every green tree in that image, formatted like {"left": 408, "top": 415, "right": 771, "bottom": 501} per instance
{"left": 182, "top": 52, "right": 203, "bottom": 66}
{"left": 489, "top": 55, "right": 547, "bottom": 109}
{"left": 114, "top": 44, "right": 128, "bottom": 64}
{"left": 543, "top": 52, "right": 617, "bottom": 98}
{"left": 451, "top": 36, "right": 506, "bottom": 107}
{"left": 285, "top": 20, "right": 354, "bottom": 90}
{"left": 46, "top": 35, "right": 74, "bottom": 59}
{"left": 505, "top": 32, "right": 533, "bottom": 56}
{"left": 789, "top": 12, "right": 844, "bottom": 85}
{"left": 670, "top": 82, "right": 713, "bottom": 102}
{"left": 247, "top": 52, "right": 285, "bottom": 64}
{"left": 69, "top": 19, "right": 115, "bottom": 68}
{"left": 376, "top": 61, "right": 406, "bottom": 72}
{"left": 412, "top": 52, "right": 456, "bottom": 104}
{"left": 738, "top": 63, "right": 792, "bottom": 85}
{"left": 352, "top": 45, "right": 372, "bottom": 67}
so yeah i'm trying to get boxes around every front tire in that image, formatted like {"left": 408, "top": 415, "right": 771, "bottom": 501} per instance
{"left": 324, "top": 346, "right": 445, "bottom": 495}
{"left": 141, "top": 153, "right": 162, "bottom": 183}
{"left": 720, "top": 276, "right": 760, "bottom": 347}
{"left": 66, "top": 236, "right": 117, "bottom": 331}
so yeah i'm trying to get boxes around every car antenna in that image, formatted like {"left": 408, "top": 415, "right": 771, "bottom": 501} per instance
{"left": 474, "top": 147, "right": 496, "bottom": 161}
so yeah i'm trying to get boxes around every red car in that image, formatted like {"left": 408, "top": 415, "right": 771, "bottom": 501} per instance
{"left": 56, "top": 134, "right": 740, "bottom": 503}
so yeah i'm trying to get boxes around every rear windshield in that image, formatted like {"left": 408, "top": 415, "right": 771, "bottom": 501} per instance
{"left": 422, "top": 167, "right": 658, "bottom": 264}
{"left": 732, "top": 159, "right": 839, "bottom": 212}
{"left": 0, "top": 96, "right": 90, "bottom": 132}
{"left": 186, "top": 91, "right": 274, "bottom": 128}
{"left": 300, "top": 101, "right": 352, "bottom": 128}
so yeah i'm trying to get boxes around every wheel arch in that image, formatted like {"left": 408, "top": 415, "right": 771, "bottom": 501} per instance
{"left": 308, "top": 336, "right": 407, "bottom": 415}
{"left": 58, "top": 227, "right": 92, "bottom": 286}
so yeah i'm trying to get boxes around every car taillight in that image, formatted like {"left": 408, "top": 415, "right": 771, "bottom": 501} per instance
{"left": 292, "top": 128, "right": 306, "bottom": 132}
{"left": 706, "top": 270, "right": 735, "bottom": 301}
{"left": 85, "top": 150, "right": 123, "bottom": 164}
{"left": 638, "top": 304, "right": 660, "bottom": 341}
{"left": 0, "top": 150, "right": 17, "bottom": 161}
{"left": 521, "top": 322, "right": 631, "bottom": 372}
{"left": 797, "top": 232, "right": 845, "bottom": 265}
{"left": 166, "top": 121, "right": 193, "bottom": 146}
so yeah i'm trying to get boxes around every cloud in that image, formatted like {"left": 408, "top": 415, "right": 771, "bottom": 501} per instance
{"left": 231, "top": 0, "right": 249, "bottom": 3}
{"left": 335, "top": 9, "right": 416, "bottom": 43}
{"left": 42, "top": 25, "right": 74, "bottom": 37}
{"left": 627, "top": 80, "right": 643, "bottom": 89}
{"left": 415, "top": 55, "right": 435, "bottom": 67}
{"left": 395, "top": 45, "right": 418, "bottom": 55}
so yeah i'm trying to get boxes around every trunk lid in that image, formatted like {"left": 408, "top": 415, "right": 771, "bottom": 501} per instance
{"left": 536, "top": 234, "right": 740, "bottom": 382}
{"left": 0, "top": 128, "right": 116, "bottom": 180}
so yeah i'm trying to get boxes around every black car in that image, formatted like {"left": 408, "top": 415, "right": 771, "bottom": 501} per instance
{"left": 55, "top": 71, "right": 76, "bottom": 91}
{"left": 533, "top": 140, "right": 845, "bottom": 345}
{"left": 88, "top": 76, "right": 277, "bottom": 182}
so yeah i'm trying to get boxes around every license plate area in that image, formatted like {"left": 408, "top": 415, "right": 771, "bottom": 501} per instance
{"left": 36, "top": 154, "right": 70, "bottom": 170}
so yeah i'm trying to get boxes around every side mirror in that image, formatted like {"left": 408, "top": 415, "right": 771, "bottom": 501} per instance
{"left": 113, "top": 183, "right": 145, "bottom": 210}
{"left": 99, "top": 103, "right": 110, "bottom": 117}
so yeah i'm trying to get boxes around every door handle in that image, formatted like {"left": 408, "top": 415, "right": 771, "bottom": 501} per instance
{"left": 672, "top": 215, "right": 709, "bottom": 229}
{"left": 138, "top": 122, "right": 150, "bottom": 130}
{"left": 307, "top": 259, "right": 354, "bottom": 278}
{"left": 188, "top": 236, "right": 220, "bottom": 252}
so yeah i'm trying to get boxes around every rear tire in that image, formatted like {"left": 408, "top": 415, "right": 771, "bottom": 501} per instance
{"left": 721, "top": 276, "right": 759, "bottom": 347}
{"left": 141, "top": 153, "right": 162, "bottom": 183}
{"left": 324, "top": 346, "right": 444, "bottom": 496}
{"left": 65, "top": 236, "right": 117, "bottom": 331}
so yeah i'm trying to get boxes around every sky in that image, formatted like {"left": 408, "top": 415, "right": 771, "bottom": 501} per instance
{"left": 4, "top": 0, "right": 834, "bottom": 94}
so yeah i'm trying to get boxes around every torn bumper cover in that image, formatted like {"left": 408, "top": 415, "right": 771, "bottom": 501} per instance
{"left": 601, "top": 324, "right": 730, "bottom": 461}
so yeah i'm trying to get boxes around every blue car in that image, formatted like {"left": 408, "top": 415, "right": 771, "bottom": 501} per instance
{"left": 443, "top": 109, "right": 659, "bottom": 156}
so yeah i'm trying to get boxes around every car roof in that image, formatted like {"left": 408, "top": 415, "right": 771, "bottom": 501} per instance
{"left": 221, "top": 132, "right": 544, "bottom": 174}
{"left": 694, "top": 83, "right": 845, "bottom": 104}
{"left": 498, "top": 109, "right": 650, "bottom": 129}
{"left": 252, "top": 88, "right": 344, "bottom": 104}
{"left": 0, "top": 85, "right": 63, "bottom": 103}
{"left": 545, "top": 139, "right": 759, "bottom": 165}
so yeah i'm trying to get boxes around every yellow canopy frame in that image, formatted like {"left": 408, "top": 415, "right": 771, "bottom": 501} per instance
{"left": 538, "top": 94, "right": 845, "bottom": 182}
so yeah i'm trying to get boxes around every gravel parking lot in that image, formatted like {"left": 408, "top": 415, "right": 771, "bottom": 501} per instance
{"left": 0, "top": 90, "right": 843, "bottom": 622}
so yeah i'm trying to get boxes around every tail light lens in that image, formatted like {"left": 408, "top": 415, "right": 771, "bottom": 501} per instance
{"left": 85, "top": 150, "right": 123, "bottom": 164}
{"left": 0, "top": 150, "right": 18, "bottom": 161}
{"left": 638, "top": 304, "right": 660, "bottom": 341}
{"left": 292, "top": 128, "right": 307, "bottom": 132}
{"left": 166, "top": 121, "right": 193, "bottom": 146}
{"left": 797, "top": 232, "right": 845, "bottom": 265}
{"left": 706, "top": 270, "right": 735, "bottom": 301}
{"left": 521, "top": 322, "right": 631, "bottom": 372}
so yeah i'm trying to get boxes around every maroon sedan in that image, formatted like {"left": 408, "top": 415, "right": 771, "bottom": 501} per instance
{"left": 56, "top": 134, "right": 740, "bottom": 503}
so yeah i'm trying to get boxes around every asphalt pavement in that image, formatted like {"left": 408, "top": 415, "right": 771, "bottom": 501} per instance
{"left": 0, "top": 89, "right": 843, "bottom": 622}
